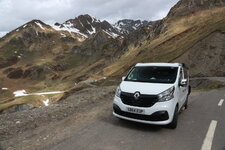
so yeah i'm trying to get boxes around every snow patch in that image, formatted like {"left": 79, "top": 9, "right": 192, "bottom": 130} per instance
{"left": 113, "top": 23, "right": 123, "bottom": 32}
{"left": 89, "top": 15, "right": 100, "bottom": 23}
{"left": 42, "top": 99, "right": 49, "bottom": 106}
{"left": 32, "top": 91, "right": 64, "bottom": 95}
{"left": 13, "top": 90, "right": 64, "bottom": 97}
{"left": 35, "top": 22, "right": 45, "bottom": 30}
{"left": 135, "top": 23, "right": 141, "bottom": 27}
{"left": 118, "top": 22, "right": 125, "bottom": 26}
{"left": 16, "top": 121, "right": 21, "bottom": 124}
{"left": 23, "top": 24, "right": 27, "bottom": 28}
{"left": 78, "top": 20, "right": 84, "bottom": 27}
{"left": 60, "top": 33, "right": 66, "bottom": 37}
{"left": 103, "top": 30, "right": 119, "bottom": 38}
{"left": 13, "top": 90, "right": 27, "bottom": 97}
{"left": 50, "top": 23, "right": 88, "bottom": 38}
{"left": 2, "top": 88, "right": 8, "bottom": 90}
{"left": 87, "top": 25, "right": 96, "bottom": 35}
{"left": 16, "top": 29, "right": 20, "bottom": 32}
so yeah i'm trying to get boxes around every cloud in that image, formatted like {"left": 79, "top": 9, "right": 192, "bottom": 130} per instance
{"left": 0, "top": 0, "right": 179, "bottom": 36}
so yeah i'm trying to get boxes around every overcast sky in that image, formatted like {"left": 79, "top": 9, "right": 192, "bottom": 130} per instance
{"left": 0, "top": 0, "right": 179, "bottom": 37}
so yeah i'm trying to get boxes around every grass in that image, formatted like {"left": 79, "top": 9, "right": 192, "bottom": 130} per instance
{"left": 0, "top": 95, "right": 41, "bottom": 112}
{"left": 0, "top": 93, "right": 64, "bottom": 112}
{"left": 100, "top": 7, "right": 225, "bottom": 77}
{"left": 192, "top": 79, "right": 225, "bottom": 91}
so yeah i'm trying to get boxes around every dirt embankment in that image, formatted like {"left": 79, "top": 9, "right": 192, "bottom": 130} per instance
{"left": 175, "top": 31, "right": 225, "bottom": 77}
{"left": 0, "top": 86, "right": 116, "bottom": 143}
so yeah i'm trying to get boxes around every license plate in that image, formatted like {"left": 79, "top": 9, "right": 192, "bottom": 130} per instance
{"left": 127, "top": 107, "right": 144, "bottom": 114}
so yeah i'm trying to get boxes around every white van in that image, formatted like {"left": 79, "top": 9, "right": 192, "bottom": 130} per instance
{"left": 113, "top": 63, "right": 191, "bottom": 129}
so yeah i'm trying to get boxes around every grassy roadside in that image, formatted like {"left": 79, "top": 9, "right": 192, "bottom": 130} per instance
{"left": 190, "top": 78, "right": 225, "bottom": 92}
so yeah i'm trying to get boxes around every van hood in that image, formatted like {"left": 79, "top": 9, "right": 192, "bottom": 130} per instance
{"left": 120, "top": 81, "right": 174, "bottom": 95}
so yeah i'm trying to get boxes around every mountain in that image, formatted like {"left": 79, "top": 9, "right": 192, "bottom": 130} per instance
{"left": 99, "top": 0, "right": 225, "bottom": 78}
{"left": 51, "top": 14, "right": 155, "bottom": 38}
{"left": 0, "top": 15, "right": 126, "bottom": 98}
{"left": 0, "top": 14, "right": 155, "bottom": 86}
{"left": 52, "top": 14, "right": 121, "bottom": 38}
{"left": 168, "top": 0, "right": 225, "bottom": 17}
{"left": 113, "top": 19, "right": 155, "bottom": 34}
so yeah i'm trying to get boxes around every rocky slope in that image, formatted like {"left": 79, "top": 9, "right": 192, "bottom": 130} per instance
{"left": 168, "top": 0, "right": 225, "bottom": 17}
{"left": 100, "top": 0, "right": 225, "bottom": 78}
{"left": 0, "top": 14, "right": 154, "bottom": 89}
{"left": 113, "top": 19, "right": 155, "bottom": 34}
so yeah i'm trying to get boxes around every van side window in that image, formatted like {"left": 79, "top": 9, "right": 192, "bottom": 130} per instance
{"left": 179, "top": 68, "right": 184, "bottom": 83}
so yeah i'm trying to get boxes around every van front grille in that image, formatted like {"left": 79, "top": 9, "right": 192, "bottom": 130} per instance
{"left": 120, "top": 92, "right": 158, "bottom": 107}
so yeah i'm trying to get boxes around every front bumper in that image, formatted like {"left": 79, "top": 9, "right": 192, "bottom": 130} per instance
{"left": 113, "top": 96, "right": 176, "bottom": 125}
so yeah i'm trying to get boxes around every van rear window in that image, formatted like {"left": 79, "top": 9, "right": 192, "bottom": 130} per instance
{"left": 125, "top": 66, "right": 178, "bottom": 84}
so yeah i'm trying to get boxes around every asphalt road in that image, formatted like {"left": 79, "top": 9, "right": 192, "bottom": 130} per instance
{"left": 44, "top": 89, "right": 225, "bottom": 150}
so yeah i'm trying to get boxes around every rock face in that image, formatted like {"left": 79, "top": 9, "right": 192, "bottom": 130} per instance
{"left": 73, "top": 30, "right": 121, "bottom": 57}
{"left": 168, "top": 0, "right": 225, "bottom": 17}
{"left": 114, "top": 19, "right": 155, "bottom": 34}
{"left": 121, "top": 26, "right": 153, "bottom": 49}
{"left": 2, "top": 104, "right": 33, "bottom": 114}
{"left": 5, "top": 66, "right": 48, "bottom": 80}
{"left": 23, "top": 66, "right": 45, "bottom": 79}
{"left": 174, "top": 31, "right": 225, "bottom": 77}
{"left": 54, "top": 14, "right": 121, "bottom": 38}
{"left": 7, "top": 68, "right": 24, "bottom": 79}
{"left": 54, "top": 14, "right": 155, "bottom": 38}
{"left": 0, "top": 56, "right": 19, "bottom": 69}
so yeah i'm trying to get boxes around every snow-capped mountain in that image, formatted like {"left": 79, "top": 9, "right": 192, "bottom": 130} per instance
{"left": 113, "top": 19, "right": 155, "bottom": 35}
{"left": 52, "top": 14, "right": 121, "bottom": 38}
{"left": 1, "top": 14, "right": 155, "bottom": 40}
{"left": 50, "top": 15, "right": 156, "bottom": 39}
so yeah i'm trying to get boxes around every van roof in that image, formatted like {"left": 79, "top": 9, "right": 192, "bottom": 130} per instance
{"left": 135, "top": 63, "right": 181, "bottom": 67}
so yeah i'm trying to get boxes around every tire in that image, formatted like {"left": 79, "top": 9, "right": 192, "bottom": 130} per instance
{"left": 184, "top": 96, "right": 188, "bottom": 109}
{"left": 168, "top": 106, "right": 178, "bottom": 129}
{"left": 188, "top": 86, "right": 191, "bottom": 95}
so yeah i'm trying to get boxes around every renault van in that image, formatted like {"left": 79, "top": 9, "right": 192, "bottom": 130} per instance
{"left": 113, "top": 63, "right": 191, "bottom": 129}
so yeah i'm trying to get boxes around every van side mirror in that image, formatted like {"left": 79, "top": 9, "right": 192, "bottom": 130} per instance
{"left": 180, "top": 79, "right": 187, "bottom": 86}
{"left": 122, "top": 76, "right": 126, "bottom": 81}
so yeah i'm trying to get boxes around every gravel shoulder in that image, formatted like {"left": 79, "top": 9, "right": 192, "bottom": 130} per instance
{"left": 0, "top": 86, "right": 116, "bottom": 150}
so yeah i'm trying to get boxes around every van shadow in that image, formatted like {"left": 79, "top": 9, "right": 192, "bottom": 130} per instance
{"left": 0, "top": 145, "right": 5, "bottom": 150}
{"left": 100, "top": 113, "right": 167, "bottom": 132}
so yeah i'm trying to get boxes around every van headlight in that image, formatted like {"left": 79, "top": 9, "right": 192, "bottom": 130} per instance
{"left": 115, "top": 86, "right": 121, "bottom": 97}
{"left": 158, "top": 86, "right": 175, "bottom": 102}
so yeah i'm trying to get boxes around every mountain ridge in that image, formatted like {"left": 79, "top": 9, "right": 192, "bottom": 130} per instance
{"left": 1, "top": 14, "right": 155, "bottom": 40}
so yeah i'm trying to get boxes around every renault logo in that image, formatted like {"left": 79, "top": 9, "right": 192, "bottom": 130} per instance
{"left": 134, "top": 92, "right": 141, "bottom": 100}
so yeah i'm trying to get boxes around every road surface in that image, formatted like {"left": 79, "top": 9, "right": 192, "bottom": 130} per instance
{"left": 43, "top": 89, "right": 225, "bottom": 150}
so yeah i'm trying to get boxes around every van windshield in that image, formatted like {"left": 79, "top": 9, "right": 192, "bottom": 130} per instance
{"left": 125, "top": 66, "right": 178, "bottom": 84}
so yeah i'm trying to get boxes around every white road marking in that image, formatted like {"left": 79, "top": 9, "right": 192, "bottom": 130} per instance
{"left": 201, "top": 120, "right": 218, "bottom": 150}
{"left": 218, "top": 99, "right": 224, "bottom": 107}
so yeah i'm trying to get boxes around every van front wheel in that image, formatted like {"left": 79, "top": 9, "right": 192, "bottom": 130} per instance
{"left": 168, "top": 106, "right": 178, "bottom": 129}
